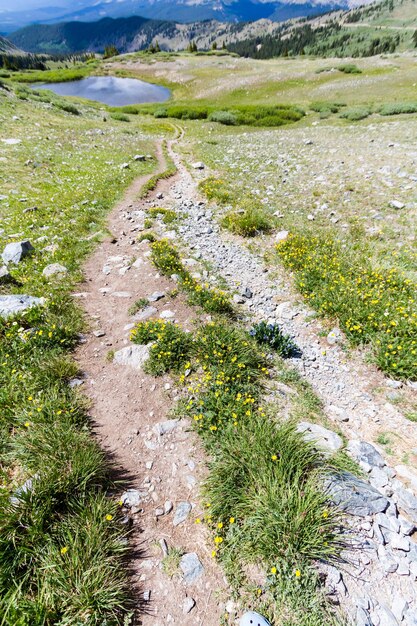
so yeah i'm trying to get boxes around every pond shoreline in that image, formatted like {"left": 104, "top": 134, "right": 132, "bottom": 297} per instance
{"left": 32, "top": 75, "right": 171, "bottom": 106}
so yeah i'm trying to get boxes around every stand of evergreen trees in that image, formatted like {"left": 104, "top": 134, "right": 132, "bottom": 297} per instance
{"left": 228, "top": 22, "right": 401, "bottom": 59}
{"left": 0, "top": 54, "right": 46, "bottom": 70}
{"left": 0, "top": 52, "right": 94, "bottom": 72}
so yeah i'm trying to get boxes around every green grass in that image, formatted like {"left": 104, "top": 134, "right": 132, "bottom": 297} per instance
{"left": 134, "top": 313, "right": 346, "bottom": 624}
{"left": 148, "top": 207, "right": 177, "bottom": 224}
{"left": 161, "top": 547, "right": 183, "bottom": 578}
{"left": 0, "top": 81, "right": 161, "bottom": 623}
{"left": 250, "top": 321, "right": 297, "bottom": 357}
{"left": 276, "top": 232, "right": 417, "bottom": 380}
{"left": 128, "top": 297, "right": 149, "bottom": 315}
{"left": 139, "top": 141, "right": 177, "bottom": 198}
{"left": 131, "top": 319, "right": 193, "bottom": 375}
{"left": 150, "top": 239, "right": 234, "bottom": 315}
{"left": 221, "top": 204, "right": 273, "bottom": 237}
{"left": 10, "top": 63, "right": 97, "bottom": 84}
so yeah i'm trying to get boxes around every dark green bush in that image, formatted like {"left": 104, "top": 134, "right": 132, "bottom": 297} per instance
{"left": 379, "top": 102, "right": 417, "bottom": 116}
{"left": 208, "top": 110, "right": 237, "bottom": 125}
{"left": 250, "top": 321, "right": 297, "bottom": 357}
{"left": 337, "top": 64, "right": 362, "bottom": 74}
{"left": 56, "top": 102, "right": 80, "bottom": 116}
{"left": 110, "top": 112, "right": 130, "bottom": 122}
{"left": 340, "top": 106, "right": 371, "bottom": 121}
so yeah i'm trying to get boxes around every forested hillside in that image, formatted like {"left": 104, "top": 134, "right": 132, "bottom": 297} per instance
{"left": 229, "top": 0, "right": 417, "bottom": 57}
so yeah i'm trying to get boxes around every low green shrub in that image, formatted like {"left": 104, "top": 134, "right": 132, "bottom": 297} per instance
{"left": 337, "top": 63, "right": 362, "bottom": 74}
{"left": 250, "top": 321, "right": 297, "bottom": 357}
{"left": 208, "top": 110, "right": 237, "bottom": 125}
{"left": 221, "top": 204, "right": 273, "bottom": 237}
{"left": 339, "top": 106, "right": 371, "bottom": 121}
{"left": 55, "top": 102, "right": 80, "bottom": 116}
{"left": 110, "top": 112, "right": 130, "bottom": 122}
{"left": 379, "top": 102, "right": 417, "bottom": 116}
{"left": 149, "top": 103, "right": 304, "bottom": 128}
{"left": 153, "top": 107, "right": 168, "bottom": 118}
{"left": 131, "top": 320, "right": 193, "bottom": 375}
{"left": 310, "top": 101, "right": 345, "bottom": 114}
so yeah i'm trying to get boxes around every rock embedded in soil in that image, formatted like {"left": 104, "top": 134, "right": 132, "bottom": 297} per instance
{"left": 390, "top": 200, "right": 405, "bottom": 210}
{"left": 120, "top": 489, "right": 145, "bottom": 509}
{"left": 325, "top": 471, "right": 390, "bottom": 516}
{"left": 180, "top": 552, "right": 204, "bottom": 584}
{"left": 134, "top": 305, "right": 158, "bottom": 321}
{"left": 147, "top": 290, "right": 165, "bottom": 302}
{"left": 183, "top": 596, "right": 196, "bottom": 614}
{"left": 2, "top": 240, "right": 34, "bottom": 264}
{"left": 0, "top": 266, "right": 11, "bottom": 284}
{"left": 297, "top": 421, "right": 343, "bottom": 452}
{"left": 275, "top": 230, "right": 289, "bottom": 243}
{"left": 0, "top": 294, "right": 44, "bottom": 318}
{"left": 113, "top": 345, "right": 150, "bottom": 369}
{"left": 42, "top": 263, "right": 68, "bottom": 278}
{"left": 154, "top": 420, "right": 178, "bottom": 436}
{"left": 347, "top": 440, "right": 386, "bottom": 468}
{"left": 173, "top": 501, "right": 192, "bottom": 526}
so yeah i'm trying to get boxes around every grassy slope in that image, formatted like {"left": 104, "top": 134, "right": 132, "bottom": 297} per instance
{"left": 119, "top": 52, "right": 417, "bottom": 379}
{"left": 108, "top": 51, "right": 417, "bottom": 107}
{"left": 0, "top": 79, "right": 173, "bottom": 624}
{"left": 2, "top": 46, "right": 416, "bottom": 622}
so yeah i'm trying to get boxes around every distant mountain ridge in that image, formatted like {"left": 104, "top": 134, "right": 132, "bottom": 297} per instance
{"left": 0, "top": 35, "right": 23, "bottom": 54}
{"left": 9, "top": 15, "right": 284, "bottom": 54}
{"left": 0, "top": 0, "right": 376, "bottom": 34}
{"left": 10, "top": 0, "right": 412, "bottom": 57}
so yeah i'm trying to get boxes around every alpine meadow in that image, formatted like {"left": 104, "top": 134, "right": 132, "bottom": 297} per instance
{"left": 1, "top": 0, "right": 417, "bottom": 625}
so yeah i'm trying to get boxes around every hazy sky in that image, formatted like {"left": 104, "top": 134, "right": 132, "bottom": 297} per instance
{"left": 0, "top": 0, "right": 70, "bottom": 10}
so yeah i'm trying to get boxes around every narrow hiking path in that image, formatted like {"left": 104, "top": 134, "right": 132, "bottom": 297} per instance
{"left": 74, "top": 128, "right": 417, "bottom": 626}
{"left": 74, "top": 138, "right": 228, "bottom": 626}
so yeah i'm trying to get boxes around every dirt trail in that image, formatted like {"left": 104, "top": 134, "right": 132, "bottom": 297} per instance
{"left": 74, "top": 127, "right": 417, "bottom": 626}
{"left": 74, "top": 138, "right": 227, "bottom": 625}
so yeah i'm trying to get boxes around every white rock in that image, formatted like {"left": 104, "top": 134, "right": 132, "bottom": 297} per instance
{"left": 297, "top": 422, "right": 343, "bottom": 452}
{"left": 390, "top": 200, "right": 405, "bottom": 210}
{"left": 113, "top": 345, "right": 150, "bottom": 369}
{"left": 42, "top": 263, "right": 67, "bottom": 278}
{"left": 182, "top": 597, "right": 196, "bottom": 614}
{"left": 275, "top": 230, "right": 289, "bottom": 243}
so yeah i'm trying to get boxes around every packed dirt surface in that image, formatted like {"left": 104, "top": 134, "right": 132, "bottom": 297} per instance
{"left": 74, "top": 142, "right": 228, "bottom": 625}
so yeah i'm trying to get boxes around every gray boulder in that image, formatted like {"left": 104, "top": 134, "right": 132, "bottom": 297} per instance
{"left": 325, "top": 471, "right": 390, "bottom": 516}
{"left": 42, "top": 263, "right": 68, "bottom": 278}
{"left": 347, "top": 440, "right": 386, "bottom": 468}
{"left": 0, "top": 266, "right": 11, "bottom": 284}
{"left": 2, "top": 240, "right": 34, "bottom": 265}
{"left": 173, "top": 501, "right": 192, "bottom": 526}
{"left": 0, "top": 294, "right": 44, "bottom": 318}
{"left": 297, "top": 421, "right": 343, "bottom": 453}
{"left": 113, "top": 345, "right": 150, "bottom": 369}
{"left": 180, "top": 552, "right": 204, "bottom": 584}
